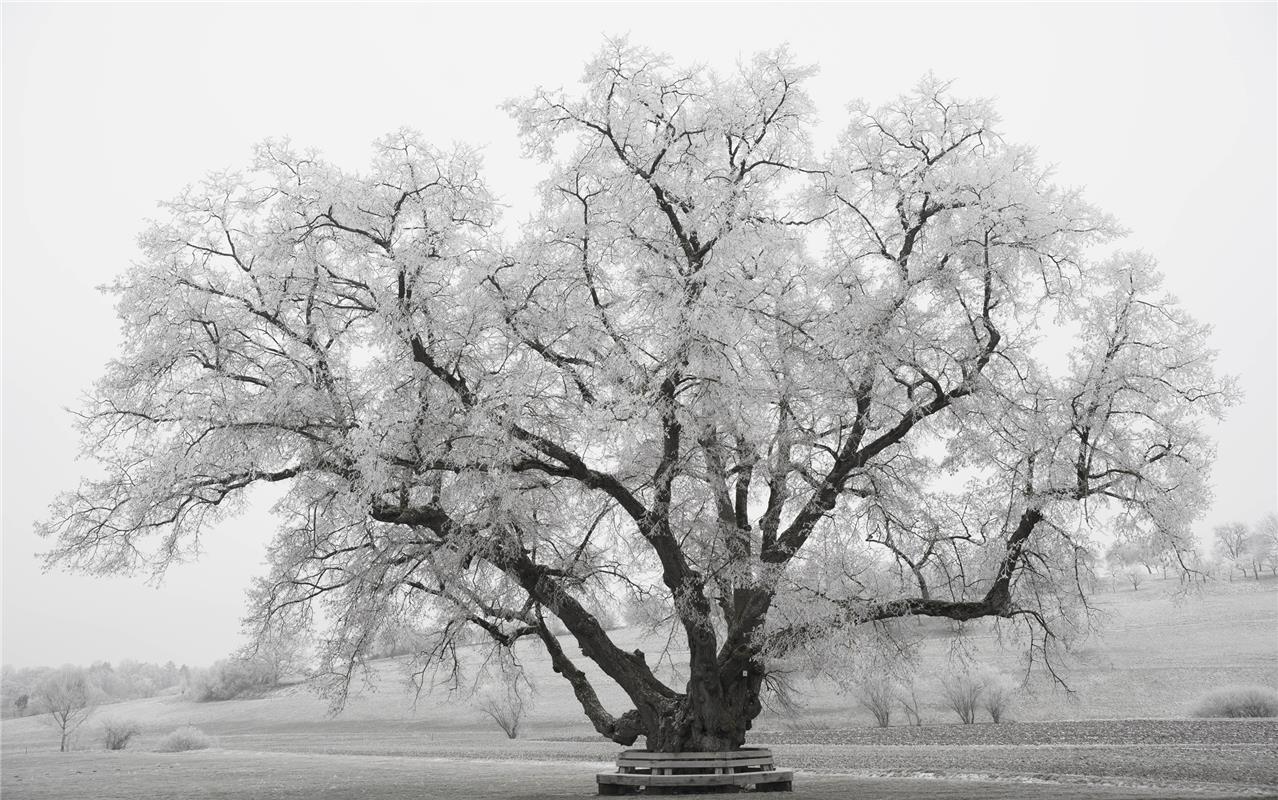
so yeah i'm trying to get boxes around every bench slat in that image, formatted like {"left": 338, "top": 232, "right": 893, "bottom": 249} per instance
{"left": 616, "top": 757, "right": 774, "bottom": 769}
{"left": 616, "top": 748, "right": 772, "bottom": 760}
{"left": 598, "top": 769, "right": 794, "bottom": 787}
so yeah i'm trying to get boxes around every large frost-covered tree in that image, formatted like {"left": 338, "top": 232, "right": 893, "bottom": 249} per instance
{"left": 42, "top": 43, "right": 1232, "bottom": 752}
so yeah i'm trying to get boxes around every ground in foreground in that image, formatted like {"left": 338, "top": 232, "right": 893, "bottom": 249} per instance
{"left": 2, "top": 748, "right": 1273, "bottom": 800}
{"left": 3, "top": 720, "right": 1276, "bottom": 800}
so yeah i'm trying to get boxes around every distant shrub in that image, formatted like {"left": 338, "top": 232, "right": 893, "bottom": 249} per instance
{"left": 897, "top": 681, "right": 925, "bottom": 727}
{"left": 155, "top": 725, "right": 213, "bottom": 752}
{"left": 981, "top": 672, "right": 1016, "bottom": 724}
{"left": 190, "top": 658, "right": 278, "bottom": 702}
{"left": 477, "top": 692, "right": 526, "bottom": 739}
{"left": 1193, "top": 685, "right": 1278, "bottom": 718}
{"left": 940, "top": 673, "right": 984, "bottom": 724}
{"left": 100, "top": 718, "right": 141, "bottom": 750}
{"left": 854, "top": 679, "right": 894, "bottom": 728}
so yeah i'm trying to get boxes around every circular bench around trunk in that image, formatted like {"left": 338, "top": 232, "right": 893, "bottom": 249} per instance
{"left": 597, "top": 747, "right": 794, "bottom": 794}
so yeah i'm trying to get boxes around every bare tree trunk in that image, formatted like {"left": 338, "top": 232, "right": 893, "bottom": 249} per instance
{"left": 633, "top": 669, "right": 762, "bottom": 752}
{"left": 653, "top": 698, "right": 755, "bottom": 751}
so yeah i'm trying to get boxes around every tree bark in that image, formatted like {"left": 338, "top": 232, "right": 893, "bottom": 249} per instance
{"left": 629, "top": 671, "right": 763, "bottom": 752}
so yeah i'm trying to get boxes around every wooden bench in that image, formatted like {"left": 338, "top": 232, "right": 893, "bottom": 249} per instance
{"left": 597, "top": 747, "right": 793, "bottom": 794}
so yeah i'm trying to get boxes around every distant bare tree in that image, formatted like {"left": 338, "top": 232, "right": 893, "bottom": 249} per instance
{"left": 477, "top": 690, "right": 527, "bottom": 739}
{"left": 855, "top": 678, "right": 894, "bottom": 728}
{"left": 1105, "top": 540, "right": 1148, "bottom": 591}
{"left": 981, "top": 672, "right": 1015, "bottom": 723}
{"left": 37, "top": 667, "right": 95, "bottom": 751}
{"left": 1251, "top": 514, "right": 1278, "bottom": 578}
{"left": 1214, "top": 523, "right": 1251, "bottom": 580}
{"left": 940, "top": 673, "right": 984, "bottom": 725}
{"left": 897, "top": 680, "right": 926, "bottom": 727}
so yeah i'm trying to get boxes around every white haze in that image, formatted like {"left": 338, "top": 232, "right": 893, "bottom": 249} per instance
{"left": 2, "top": 2, "right": 1274, "bottom": 669}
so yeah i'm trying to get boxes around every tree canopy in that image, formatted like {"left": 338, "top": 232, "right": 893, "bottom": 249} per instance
{"left": 41, "top": 42, "right": 1233, "bottom": 751}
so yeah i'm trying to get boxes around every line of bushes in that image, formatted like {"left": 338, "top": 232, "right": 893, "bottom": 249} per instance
{"left": 73, "top": 719, "right": 215, "bottom": 752}
{"left": 856, "top": 671, "right": 1019, "bottom": 728}
{"left": 854, "top": 675, "right": 1278, "bottom": 728}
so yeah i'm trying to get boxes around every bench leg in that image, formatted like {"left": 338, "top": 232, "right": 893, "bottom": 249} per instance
{"left": 757, "top": 780, "right": 793, "bottom": 791}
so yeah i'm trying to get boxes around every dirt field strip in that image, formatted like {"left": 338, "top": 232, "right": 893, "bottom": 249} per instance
{"left": 5, "top": 719, "right": 1276, "bottom": 798}
{"left": 4, "top": 748, "right": 1272, "bottom": 800}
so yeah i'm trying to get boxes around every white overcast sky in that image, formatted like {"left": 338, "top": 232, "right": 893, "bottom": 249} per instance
{"left": 3, "top": 3, "right": 1275, "bottom": 670}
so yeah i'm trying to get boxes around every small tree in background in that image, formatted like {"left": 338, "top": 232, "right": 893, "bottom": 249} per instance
{"left": 1105, "top": 539, "right": 1155, "bottom": 591}
{"left": 940, "top": 673, "right": 984, "bottom": 724}
{"left": 37, "top": 667, "right": 96, "bottom": 751}
{"left": 854, "top": 678, "right": 895, "bottom": 728}
{"left": 478, "top": 690, "right": 527, "bottom": 739}
{"left": 897, "top": 680, "right": 926, "bottom": 727}
{"left": 981, "top": 672, "right": 1016, "bottom": 723}
{"left": 1251, "top": 513, "right": 1278, "bottom": 578}
{"left": 1213, "top": 523, "right": 1251, "bottom": 580}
